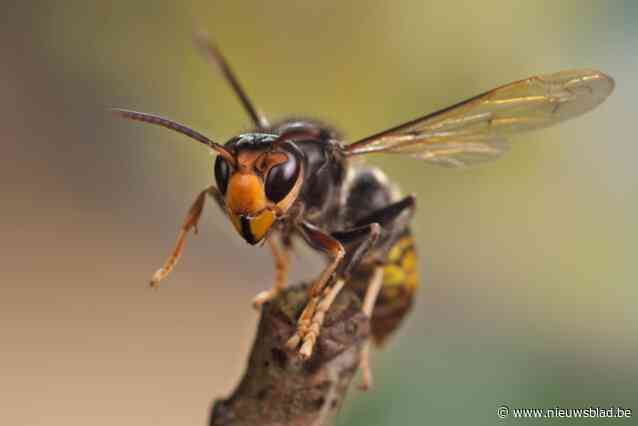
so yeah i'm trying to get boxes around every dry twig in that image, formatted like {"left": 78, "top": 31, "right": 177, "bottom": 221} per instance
{"left": 209, "top": 284, "right": 370, "bottom": 426}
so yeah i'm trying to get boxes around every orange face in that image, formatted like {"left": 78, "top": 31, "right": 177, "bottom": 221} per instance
{"left": 214, "top": 137, "right": 303, "bottom": 245}
{"left": 225, "top": 171, "right": 276, "bottom": 244}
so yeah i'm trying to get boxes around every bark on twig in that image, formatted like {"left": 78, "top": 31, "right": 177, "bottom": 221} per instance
{"left": 209, "top": 283, "right": 370, "bottom": 426}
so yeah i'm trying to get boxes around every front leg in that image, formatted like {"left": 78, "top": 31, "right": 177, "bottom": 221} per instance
{"left": 252, "top": 236, "right": 291, "bottom": 308}
{"left": 149, "top": 185, "right": 225, "bottom": 287}
{"left": 285, "top": 221, "right": 345, "bottom": 353}
{"left": 286, "top": 221, "right": 381, "bottom": 359}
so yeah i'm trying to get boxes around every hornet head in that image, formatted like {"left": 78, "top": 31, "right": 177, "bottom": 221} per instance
{"left": 214, "top": 133, "right": 304, "bottom": 244}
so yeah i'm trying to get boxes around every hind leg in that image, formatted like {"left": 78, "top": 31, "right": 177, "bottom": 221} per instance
{"left": 350, "top": 196, "right": 417, "bottom": 389}
{"left": 358, "top": 266, "right": 384, "bottom": 390}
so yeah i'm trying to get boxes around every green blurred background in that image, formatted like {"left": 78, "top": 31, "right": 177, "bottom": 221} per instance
{"left": 1, "top": 1, "right": 636, "bottom": 425}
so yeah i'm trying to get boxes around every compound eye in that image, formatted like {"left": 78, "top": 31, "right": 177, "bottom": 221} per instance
{"left": 214, "top": 156, "right": 231, "bottom": 195}
{"left": 265, "top": 153, "right": 300, "bottom": 203}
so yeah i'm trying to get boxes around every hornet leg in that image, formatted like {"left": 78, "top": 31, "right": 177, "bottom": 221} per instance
{"left": 149, "top": 185, "right": 225, "bottom": 287}
{"left": 252, "top": 236, "right": 291, "bottom": 308}
{"left": 288, "top": 222, "right": 381, "bottom": 359}
{"left": 352, "top": 195, "right": 416, "bottom": 389}
{"left": 285, "top": 221, "right": 345, "bottom": 354}
{"left": 358, "top": 266, "right": 384, "bottom": 390}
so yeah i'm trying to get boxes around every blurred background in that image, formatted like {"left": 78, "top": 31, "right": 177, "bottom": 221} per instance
{"left": 1, "top": 1, "right": 636, "bottom": 425}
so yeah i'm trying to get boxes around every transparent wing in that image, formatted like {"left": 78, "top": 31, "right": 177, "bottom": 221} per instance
{"left": 344, "top": 69, "right": 614, "bottom": 167}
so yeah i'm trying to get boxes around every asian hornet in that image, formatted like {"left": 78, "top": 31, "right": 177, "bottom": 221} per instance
{"left": 113, "top": 34, "right": 614, "bottom": 389}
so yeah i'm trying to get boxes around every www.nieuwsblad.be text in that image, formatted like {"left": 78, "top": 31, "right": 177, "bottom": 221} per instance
{"left": 497, "top": 405, "right": 632, "bottom": 419}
